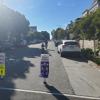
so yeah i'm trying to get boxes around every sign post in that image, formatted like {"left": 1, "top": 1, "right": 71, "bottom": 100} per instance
{"left": 0, "top": 53, "right": 6, "bottom": 78}
{"left": 40, "top": 54, "right": 49, "bottom": 84}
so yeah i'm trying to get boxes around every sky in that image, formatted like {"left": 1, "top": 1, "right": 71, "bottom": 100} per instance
{"left": 1, "top": 0, "right": 93, "bottom": 33}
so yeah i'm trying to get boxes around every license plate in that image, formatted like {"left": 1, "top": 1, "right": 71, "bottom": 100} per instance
{"left": 70, "top": 46, "right": 74, "bottom": 48}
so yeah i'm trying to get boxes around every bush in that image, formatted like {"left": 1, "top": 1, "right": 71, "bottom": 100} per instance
{"left": 81, "top": 48, "right": 100, "bottom": 65}
{"left": 96, "top": 49, "right": 99, "bottom": 56}
{"left": 81, "top": 48, "right": 94, "bottom": 59}
{"left": 92, "top": 57, "right": 100, "bottom": 65}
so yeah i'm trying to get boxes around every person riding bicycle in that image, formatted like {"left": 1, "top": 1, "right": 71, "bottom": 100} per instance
{"left": 44, "top": 40, "right": 48, "bottom": 49}
{"left": 41, "top": 42, "right": 45, "bottom": 53}
{"left": 41, "top": 42, "right": 45, "bottom": 49}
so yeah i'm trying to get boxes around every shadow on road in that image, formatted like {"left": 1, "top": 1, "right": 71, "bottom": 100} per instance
{"left": 0, "top": 88, "right": 14, "bottom": 100}
{"left": 45, "top": 83, "right": 69, "bottom": 100}
{"left": 0, "top": 45, "right": 41, "bottom": 100}
{"left": 41, "top": 49, "right": 52, "bottom": 56}
{"left": 62, "top": 54, "right": 88, "bottom": 63}
{"left": 47, "top": 49, "right": 55, "bottom": 51}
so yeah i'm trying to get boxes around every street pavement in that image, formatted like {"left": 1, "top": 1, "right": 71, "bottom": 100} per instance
{"left": 0, "top": 41, "right": 99, "bottom": 100}
{"left": 62, "top": 55, "right": 100, "bottom": 97}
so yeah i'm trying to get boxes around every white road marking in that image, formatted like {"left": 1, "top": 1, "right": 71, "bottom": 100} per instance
{"left": 0, "top": 87, "right": 100, "bottom": 99}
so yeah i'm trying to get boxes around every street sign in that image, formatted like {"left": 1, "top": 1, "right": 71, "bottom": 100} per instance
{"left": 40, "top": 54, "right": 49, "bottom": 78}
{"left": 0, "top": 53, "right": 6, "bottom": 78}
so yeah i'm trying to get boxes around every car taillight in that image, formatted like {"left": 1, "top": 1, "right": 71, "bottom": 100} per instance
{"left": 62, "top": 45, "right": 66, "bottom": 48}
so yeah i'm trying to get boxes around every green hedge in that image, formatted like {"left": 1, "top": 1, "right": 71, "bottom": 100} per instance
{"left": 81, "top": 48, "right": 100, "bottom": 65}
{"left": 81, "top": 48, "right": 94, "bottom": 59}
{"left": 92, "top": 57, "right": 100, "bottom": 65}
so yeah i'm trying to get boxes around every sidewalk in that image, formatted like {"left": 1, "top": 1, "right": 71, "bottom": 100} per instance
{"left": 62, "top": 57, "right": 100, "bottom": 98}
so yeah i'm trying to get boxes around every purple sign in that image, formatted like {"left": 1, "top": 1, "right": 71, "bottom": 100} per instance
{"left": 40, "top": 61, "right": 49, "bottom": 78}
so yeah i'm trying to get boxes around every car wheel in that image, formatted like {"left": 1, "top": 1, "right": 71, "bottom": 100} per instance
{"left": 60, "top": 51, "right": 64, "bottom": 57}
{"left": 61, "top": 52, "right": 64, "bottom": 57}
{"left": 57, "top": 50, "right": 59, "bottom": 53}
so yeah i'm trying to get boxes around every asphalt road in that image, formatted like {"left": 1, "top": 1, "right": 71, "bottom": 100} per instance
{"left": 0, "top": 42, "right": 99, "bottom": 100}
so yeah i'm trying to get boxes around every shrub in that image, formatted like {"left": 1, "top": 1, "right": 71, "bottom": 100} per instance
{"left": 92, "top": 57, "right": 100, "bottom": 65}
{"left": 81, "top": 48, "right": 94, "bottom": 59}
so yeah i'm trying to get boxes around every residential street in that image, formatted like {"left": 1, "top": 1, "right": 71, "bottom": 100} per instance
{"left": 0, "top": 0, "right": 100, "bottom": 100}
{"left": 0, "top": 42, "right": 100, "bottom": 100}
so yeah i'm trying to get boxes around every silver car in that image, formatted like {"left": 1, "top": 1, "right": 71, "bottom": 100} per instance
{"left": 57, "top": 40, "right": 81, "bottom": 57}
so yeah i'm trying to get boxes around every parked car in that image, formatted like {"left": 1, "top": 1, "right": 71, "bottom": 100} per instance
{"left": 57, "top": 40, "right": 81, "bottom": 57}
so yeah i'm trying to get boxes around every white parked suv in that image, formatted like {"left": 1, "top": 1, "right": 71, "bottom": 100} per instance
{"left": 57, "top": 40, "right": 81, "bottom": 57}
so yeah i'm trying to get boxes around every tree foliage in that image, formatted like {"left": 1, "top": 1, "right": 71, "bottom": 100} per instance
{"left": 68, "top": 8, "right": 100, "bottom": 40}
{"left": 0, "top": 5, "right": 30, "bottom": 43}
{"left": 51, "top": 8, "right": 100, "bottom": 54}
{"left": 51, "top": 28, "right": 67, "bottom": 40}
{"left": 66, "top": 8, "right": 100, "bottom": 54}
{"left": 51, "top": 8, "right": 100, "bottom": 41}
{"left": 27, "top": 31, "right": 50, "bottom": 42}
{"left": 41, "top": 31, "right": 50, "bottom": 40}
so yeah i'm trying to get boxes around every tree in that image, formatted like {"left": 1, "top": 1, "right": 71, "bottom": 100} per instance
{"left": 41, "top": 31, "right": 50, "bottom": 40}
{"left": 67, "top": 21, "right": 74, "bottom": 35}
{"left": 78, "top": 16, "right": 92, "bottom": 48}
{"left": 26, "top": 31, "right": 50, "bottom": 43}
{"left": 69, "top": 19, "right": 81, "bottom": 40}
{"left": 51, "top": 28, "right": 66, "bottom": 40}
{"left": 67, "top": 8, "right": 100, "bottom": 55}
{"left": 52, "top": 8, "right": 100, "bottom": 54}
{"left": 51, "top": 29, "right": 56, "bottom": 39}
{"left": 0, "top": 5, "right": 30, "bottom": 44}
{"left": 87, "top": 9, "right": 100, "bottom": 55}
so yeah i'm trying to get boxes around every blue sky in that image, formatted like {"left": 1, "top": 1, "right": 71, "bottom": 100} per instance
{"left": 2, "top": 0, "right": 92, "bottom": 33}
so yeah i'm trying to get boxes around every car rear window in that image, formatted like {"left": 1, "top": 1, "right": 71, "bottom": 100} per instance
{"left": 64, "top": 42, "right": 79, "bottom": 45}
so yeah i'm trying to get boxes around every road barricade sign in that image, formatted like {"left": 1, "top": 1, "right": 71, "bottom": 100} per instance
{"left": 40, "top": 54, "right": 49, "bottom": 78}
{"left": 0, "top": 53, "right": 6, "bottom": 78}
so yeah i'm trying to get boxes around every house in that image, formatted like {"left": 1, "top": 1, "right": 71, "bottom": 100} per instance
{"left": 82, "top": 0, "right": 100, "bottom": 17}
